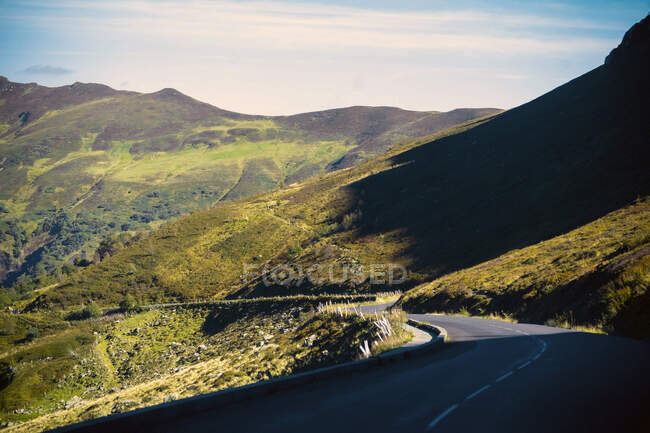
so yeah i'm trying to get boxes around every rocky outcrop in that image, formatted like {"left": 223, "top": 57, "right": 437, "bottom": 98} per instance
{"left": 605, "top": 14, "right": 649, "bottom": 66}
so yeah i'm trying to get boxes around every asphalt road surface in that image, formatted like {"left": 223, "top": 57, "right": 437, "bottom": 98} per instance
{"left": 105, "top": 304, "right": 650, "bottom": 432}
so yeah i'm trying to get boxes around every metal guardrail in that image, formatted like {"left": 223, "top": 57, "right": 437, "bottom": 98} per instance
{"left": 49, "top": 321, "right": 447, "bottom": 433}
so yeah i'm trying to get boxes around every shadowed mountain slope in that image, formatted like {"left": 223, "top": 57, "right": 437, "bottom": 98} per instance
{"left": 394, "top": 14, "right": 650, "bottom": 335}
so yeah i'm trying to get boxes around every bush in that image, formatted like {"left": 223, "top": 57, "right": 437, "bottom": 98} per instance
{"left": 73, "top": 257, "right": 93, "bottom": 267}
{"left": 119, "top": 295, "right": 136, "bottom": 312}
{"left": 341, "top": 209, "right": 362, "bottom": 230}
{"left": 86, "top": 302, "right": 101, "bottom": 318}
{"left": 96, "top": 236, "right": 120, "bottom": 261}
{"left": 0, "top": 317, "right": 15, "bottom": 336}
{"left": 67, "top": 302, "right": 102, "bottom": 321}
{"left": 0, "top": 291, "right": 12, "bottom": 307}
{"left": 60, "top": 263, "right": 76, "bottom": 276}
{"left": 287, "top": 241, "right": 303, "bottom": 258}
{"left": 25, "top": 326, "right": 40, "bottom": 341}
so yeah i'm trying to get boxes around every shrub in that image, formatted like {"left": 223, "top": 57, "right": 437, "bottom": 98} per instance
{"left": 73, "top": 257, "right": 93, "bottom": 267}
{"left": 119, "top": 295, "right": 136, "bottom": 312}
{"left": 0, "top": 317, "right": 15, "bottom": 336}
{"left": 86, "top": 302, "right": 101, "bottom": 318}
{"left": 341, "top": 209, "right": 362, "bottom": 230}
{"left": 25, "top": 326, "right": 40, "bottom": 341}
{"left": 67, "top": 302, "right": 102, "bottom": 321}
{"left": 0, "top": 291, "right": 12, "bottom": 307}
{"left": 287, "top": 241, "right": 303, "bottom": 258}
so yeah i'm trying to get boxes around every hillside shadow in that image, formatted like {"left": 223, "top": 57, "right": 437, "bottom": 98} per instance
{"left": 345, "top": 59, "right": 650, "bottom": 277}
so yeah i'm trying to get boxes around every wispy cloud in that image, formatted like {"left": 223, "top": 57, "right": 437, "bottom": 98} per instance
{"left": 495, "top": 74, "right": 527, "bottom": 80}
{"left": 15, "top": 0, "right": 619, "bottom": 54}
{"left": 45, "top": 50, "right": 95, "bottom": 56}
{"left": 1, "top": 0, "right": 642, "bottom": 114}
{"left": 22, "top": 64, "right": 73, "bottom": 75}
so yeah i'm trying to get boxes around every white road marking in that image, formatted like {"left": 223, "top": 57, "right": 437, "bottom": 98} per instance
{"left": 487, "top": 324, "right": 509, "bottom": 331}
{"left": 465, "top": 384, "right": 492, "bottom": 400}
{"left": 496, "top": 371, "right": 513, "bottom": 382}
{"left": 518, "top": 360, "right": 532, "bottom": 369}
{"left": 423, "top": 323, "right": 550, "bottom": 430}
{"left": 427, "top": 404, "right": 459, "bottom": 430}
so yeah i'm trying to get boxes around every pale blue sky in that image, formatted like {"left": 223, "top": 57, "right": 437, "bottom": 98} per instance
{"left": 1, "top": 0, "right": 648, "bottom": 114}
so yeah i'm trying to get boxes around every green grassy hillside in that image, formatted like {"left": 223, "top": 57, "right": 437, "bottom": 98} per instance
{"left": 20, "top": 121, "right": 484, "bottom": 309}
{"left": 0, "top": 77, "right": 498, "bottom": 291}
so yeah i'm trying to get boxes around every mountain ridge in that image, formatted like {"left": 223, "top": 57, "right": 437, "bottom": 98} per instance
{"left": 1, "top": 75, "right": 498, "bottom": 128}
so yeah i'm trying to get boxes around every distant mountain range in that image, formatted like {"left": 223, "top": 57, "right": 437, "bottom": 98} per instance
{"left": 0, "top": 76, "right": 498, "bottom": 287}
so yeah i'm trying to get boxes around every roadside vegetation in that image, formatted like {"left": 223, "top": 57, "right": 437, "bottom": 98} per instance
{"left": 1, "top": 296, "right": 402, "bottom": 431}
{"left": 369, "top": 309, "right": 413, "bottom": 354}
{"left": 316, "top": 301, "right": 412, "bottom": 355}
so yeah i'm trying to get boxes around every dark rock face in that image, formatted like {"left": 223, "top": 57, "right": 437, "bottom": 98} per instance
{"left": 605, "top": 14, "right": 649, "bottom": 66}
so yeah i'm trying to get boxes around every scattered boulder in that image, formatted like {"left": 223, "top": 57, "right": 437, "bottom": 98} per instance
{"left": 304, "top": 334, "right": 318, "bottom": 347}
{"left": 163, "top": 393, "right": 179, "bottom": 403}
{"left": 65, "top": 396, "right": 84, "bottom": 410}
{"left": 111, "top": 400, "right": 136, "bottom": 414}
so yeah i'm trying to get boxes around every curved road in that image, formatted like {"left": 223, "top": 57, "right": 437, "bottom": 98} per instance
{"left": 100, "top": 306, "right": 650, "bottom": 432}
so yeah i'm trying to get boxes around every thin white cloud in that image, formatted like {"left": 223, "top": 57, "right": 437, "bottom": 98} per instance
{"left": 3, "top": 0, "right": 635, "bottom": 114}
{"left": 15, "top": 0, "right": 618, "bottom": 54}
{"left": 495, "top": 73, "right": 527, "bottom": 80}
{"left": 20, "top": 0, "right": 622, "bottom": 30}
{"left": 22, "top": 64, "right": 73, "bottom": 75}
{"left": 45, "top": 50, "right": 95, "bottom": 56}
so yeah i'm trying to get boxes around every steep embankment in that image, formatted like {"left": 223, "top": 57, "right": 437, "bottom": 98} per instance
{"left": 399, "top": 197, "right": 650, "bottom": 336}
